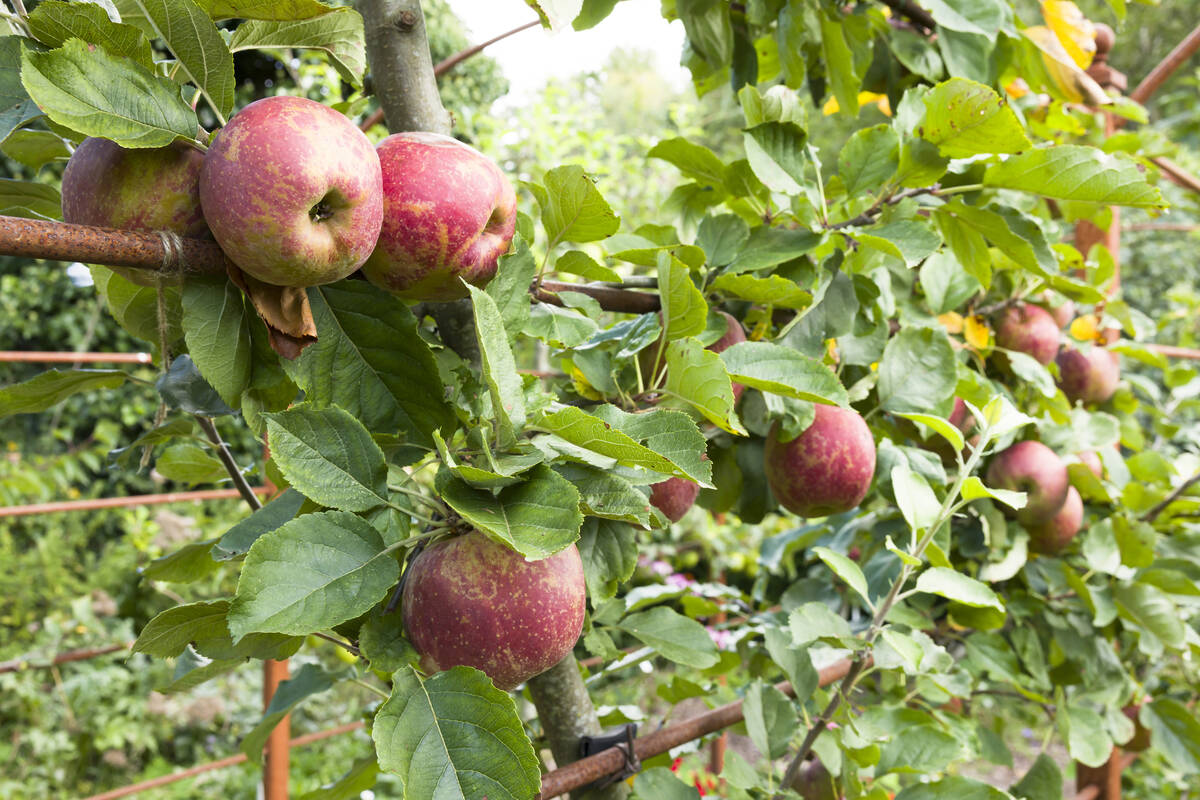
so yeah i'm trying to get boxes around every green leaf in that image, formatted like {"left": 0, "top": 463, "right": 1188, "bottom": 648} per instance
{"left": 743, "top": 121, "right": 808, "bottom": 195}
{"left": 143, "top": 538, "right": 221, "bottom": 583}
{"left": 286, "top": 281, "right": 453, "bottom": 445}
{"left": 554, "top": 248, "right": 620, "bottom": 282}
{"left": 855, "top": 219, "right": 942, "bottom": 267}
{"left": 155, "top": 443, "right": 225, "bottom": 485}
{"left": 538, "top": 405, "right": 712, "bottom": 486}
{"left": 877, "top": 326, "right": 957, "bottom": 413}
{"left": 889, "top": 28, "right": 944, "bottom": 81}
{"left": 916, "top": 567, "right": 1005, "bottom": 612}
{"left": 467, "top": 283, "right": 526, "bottom": 447}
{"left": 726, "top": 225, "right": 822, "bottom": 273}
{"left": 763, "top": 627, "right": 819, "bottom": 699}
{"left": 0, "top": 37, "right": 42, "bottom": 143}
{"left": 182, "top": 276, "right": 252, "bottom": 407}
{"left": 242, "top": 663, "right": 339, "bottom": 762}
{"left": 743, "top": 681, "right": 794, "bottom": 759}
{"left": 229, "top": 7, "right": 365, "bottom": 87}
{"left": 21, "top": 38, "right": 197, "bottom": 148}
{"left": 935, "top": 210, "right": 992, "bottom": 287}
{"left": 877, "top": 725, "right": 963, "bottom": 774}
{"left": 896, "top": 777, "right": 1012, "bottom": 800}
{"left": 0, "top": 369, "right": 127, "bottom": 417}
{"left": 633, "top": 767, "right": 701, "bottom": 799}
{"left": 1112, "top": 581, "right": 1186, "bottom": 653}
{"left": 812, "top": 546, "right": 872, "bottom": 606}
{"left": 719, "top": 341, "right": 847, "bottom": 405}
{"left": 961, "top": 476, "right": 1027, "bottom": 511}
{"left": 892, "top": 463, "right": 941, "bottom": 534}
{"left": 1004, "top": 350, "right": 1057, "bottom": 398}
{"left": 27, "top": 0, "right": 155, "bottom": 69}
{"left": 214, "top": 488, "right": 305, "bottom": 560}
{"left": 657, "top": 250, "right": 708, "bottom": 341}
{"left": 1063, "top": 705, "right": 1111, "bottom": 767}
{"left": 192, "top": 0, "right": 338, "bottom": 20}
{"left": 919, "top": 78, "right": 1031, "bottom": 157}
{"left": 297, "top": 757, "right": 380, "bottom": 800}
{"left": 711, "top": 272, "right": 811, "bottom": 310}
{"left": 577, "top": 517, "right": 639, "bottom": 602}
{"left": 896, "top": 412, "right": 964, "bottom": 452}
{"left": 647, "top": 136, "right": 727, "bottom": 188}
{"left": 984, "top": 146, "right": 1165, "bottom": 209}
{"left": 560, "top": 465, "right": 653, "bottom": 527}
{"left": 1145, "top": 697, "right": 1200, "bottom": 773}
{"left": 1011, "top": 752, "right": 1062, "bottom": 800}
{"left": 359, "top": 611, "right": 418, "bottom": 674}
{"left": 1, "top": 129, "right": 71, "bottom": 170}
{"left": 438, "top": 464, "right": 583, "bottom": 560}
{"left": 265, "top": 405, "right": 387, "bottom": 512}
{"left": 537, "top": 165, "right": 619, "bottom": 244}
{"left": 593, "top": 404, "right": 713, "bottom": 484}
{"left": 789, "top": 602, "right": 852, "bottom": 644}
{"left": 839, "top": 123, "right": 899, "bottom": 196}
{"left": 133, "top": 599, "right": 300, "bottom": 659}
{"left": 573, "top": 0, "right": 619, "bottom": 30}
{"left": 373, "top": 666, "right": 541, "bottom": 799}
{"left": 157, "top": 646, "right": 240, "bottom": 694}
{"left": 156, "top": 355, "right": 233, "bottom": 416}
{"left": 676, "top": 0, "right": 732, "bottom": 66}
{"left": 819, "top": 11, "right": 859, "bottom": 116}
{"left": 91, "top": 265, "right": 184, "bottom": 346}
{"left": 937, "top": 202, "right": 1056, "bottom": 277}
{"left": 919, "top": 0, "right": 1014, "bottom": 36}
{"left": 616, "top": 606, "right": 719, "bottom": 668}
{"left": 663, "top": 338, "right": 744, "bottom": 435}
{"left": 228, "top": 510, "right": 399, "bottom": 639}
{"left": 523, "top": 303, "right": 598, "bottom": 348}
{"left": 0, "top": 178, "right": 61, "bottom": 219}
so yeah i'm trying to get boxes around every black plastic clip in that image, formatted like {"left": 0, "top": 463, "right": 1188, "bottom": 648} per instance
{"left": 579, "top": 723, "right": 640, "bottom": 790}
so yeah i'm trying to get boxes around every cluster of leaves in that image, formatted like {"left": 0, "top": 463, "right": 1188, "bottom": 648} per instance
{"left": 1, "top": 0, "right": 1200, "bottom": 798}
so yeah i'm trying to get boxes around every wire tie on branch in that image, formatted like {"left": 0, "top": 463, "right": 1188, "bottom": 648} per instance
{"left": 579, "top": 724, "right": 641, "bottom": 791}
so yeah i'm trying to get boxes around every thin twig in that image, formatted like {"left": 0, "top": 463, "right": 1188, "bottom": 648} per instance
{"left": 826, "top": 185, "right": 941, "bottom": 230}
{"left": 311, "top": 631, "right": 361, "bottom": 658}
{"left": 1140, "top": 468, "right": 1200, "bottom": 522}
{"left": 196, "top": 416, "right": 263, "bottom": 512}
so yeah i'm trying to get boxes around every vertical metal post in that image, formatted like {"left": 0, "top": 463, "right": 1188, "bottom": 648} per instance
{"left": 1076, "top": 748, "right": 1123, "bottom": 799}
{"left": 263, "top": 659, "right": 290, "bottom": 799}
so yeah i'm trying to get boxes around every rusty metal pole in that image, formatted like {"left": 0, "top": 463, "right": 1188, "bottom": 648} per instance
{"left": 263, "top": 659, "right": 290, "bottom": 799}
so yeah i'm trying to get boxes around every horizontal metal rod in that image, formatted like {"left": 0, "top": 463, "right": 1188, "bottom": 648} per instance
{"left": 1130, "top": 24, "right": 1200, "bottom": 105}
{"left": 0, "top": 641, "right": 132, "bottom": 675}
{"left": 1143, "top": 343, "right": 1200, "bottom": 360}
{"left": 0, "top": 350, "right": 153, "bottom": 364}
{"left": 536, "top": 657, "right": 856, "bottom": 799}
{"left": 80, "top": 721, "right": 366, "bottom": 800}
{"left": 0, "top": 487, "right": 272, "bottom": 518}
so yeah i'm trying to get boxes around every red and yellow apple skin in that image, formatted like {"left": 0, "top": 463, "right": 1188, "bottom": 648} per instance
{"left": 1027, "top": 486, "right": 1083, "bottom": 555}
{"left": 1057, "top": 346, "right": 1120, "bottom": 405}
{"left": 986, "top": 441, "right": 1069, "bottom": 526}
{"left": 764, "top": 404, "right": 876, "bottom": 518}
{"left": 362, "top": 132, "right": 517, "bottom": 301}
{"left": 61, "top": 137, "right": 208, "bottom": 286}
{"left": 401, "top": 531, "right": 585, "bottom": 691}
{"left": 199, "top": 95, "right": 383, "bottom": 287}
{"left": 994, "top": 303, "right": 1061, "bottom": 365}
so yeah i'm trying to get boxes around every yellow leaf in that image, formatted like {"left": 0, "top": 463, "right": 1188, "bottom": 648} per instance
{"left": 939, "top": 311, "right": 964, "bottom": 334}
{"left": 1004, "top": 78, "right": 1031, "bottom": 99}
{"left": 1023, "top": 26, "right": 1110, "bottom": 106}
{"left": 1070, "top": 313, "right": 1100, "bottom": 342}
{"left": 1041, "top": 0, "right": 1096, "bottom": 69}
{"left": 571, "top": 367, "right": 603, "bottom": 400}
{"left": 964, "top": 315, "right": 992, "bottom": 350}
{"left": 823, "top": 91, "right": 891, "bottom": 117}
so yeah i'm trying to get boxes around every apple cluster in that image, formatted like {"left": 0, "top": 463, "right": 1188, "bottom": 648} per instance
{"left": 62, "top": 95, "right": 517, "bottom": 297}
{"left": 994, "top": 301, "right": 1120, "bottom": 406}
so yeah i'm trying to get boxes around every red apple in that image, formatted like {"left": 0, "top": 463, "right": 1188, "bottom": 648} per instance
{"left": 764, "top": 404, "right": 876, "bottom": 517}
{"left": 362, "top": 132, "right": 516, "bottom": 300}
{"left": 1037, "top": 292, "right": 1076, "bottom": 328}
{"left": 401, "top": 531, "right": 585, "bottom": 690}
{"left": 1057, "top": 346, "right": 1119, "bottom": 405}
{"left": 199, "top": 95, "right": 383, "bottom": 287}
{"left": 62, "top": 137, "right": 208, "bottom": 286}
{"left": 649, "top": 476, "right": 701, "bottom": 522}
{"left": 794, "top": 758, "right": 839, "bottom": 800}
{"left": 986, "top": 441, "right": 1069, "bottom": 525}
{"left": 994, "top": 303, "right": 1060, "bottom": 365}
{"left": 948, "top": 397, "right": 974, "bottom": 433}
{"left": 1027, "top": 486, "right": 1082, "bottom": 554}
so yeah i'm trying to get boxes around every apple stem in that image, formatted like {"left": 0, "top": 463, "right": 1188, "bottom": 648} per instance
{"left": 387, "top": 483, "right": 448, "bottom": 515}
{"left": 349, "top": 676, "right": 389, "bottom": 700}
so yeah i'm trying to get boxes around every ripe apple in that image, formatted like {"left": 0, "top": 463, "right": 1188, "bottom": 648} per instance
{"left": 1057, "top": 346, "right": 1120, "bottom": 405}
{"left": 986, "top": 441, "right": 1069, "bottom": 525}
{"left": 793, "top": 758, "right": 839, "bottom": 800}
{"left": 199, "top": 95, "right": 383, "bottom": 287}
{"left": 401, "top": 530, "right": 585, "bottom": 690}
{"left": 994, "top": 303, "right": 1060, "bottom": 365}
{"left": 362, "top": 132, "right": 516, "bottom": 300}
{"left": 1026, "top": 486, "right": 1082, "bottom": 555}
{"left": 1037, "top": 292, "right": 1076, "bottom": 328}
{"left": 62, "top": 137, "right": 208, "bottom": 286}
{"left": 764, "top": 404, "right": 876, "bottom": 518}
{"left": 649, "top": 476, "right": 701, "bottom": 522}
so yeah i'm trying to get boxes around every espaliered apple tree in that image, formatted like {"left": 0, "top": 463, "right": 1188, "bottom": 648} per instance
{"left": 2, "top": 0, "right": 1200, "bottom": 798}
